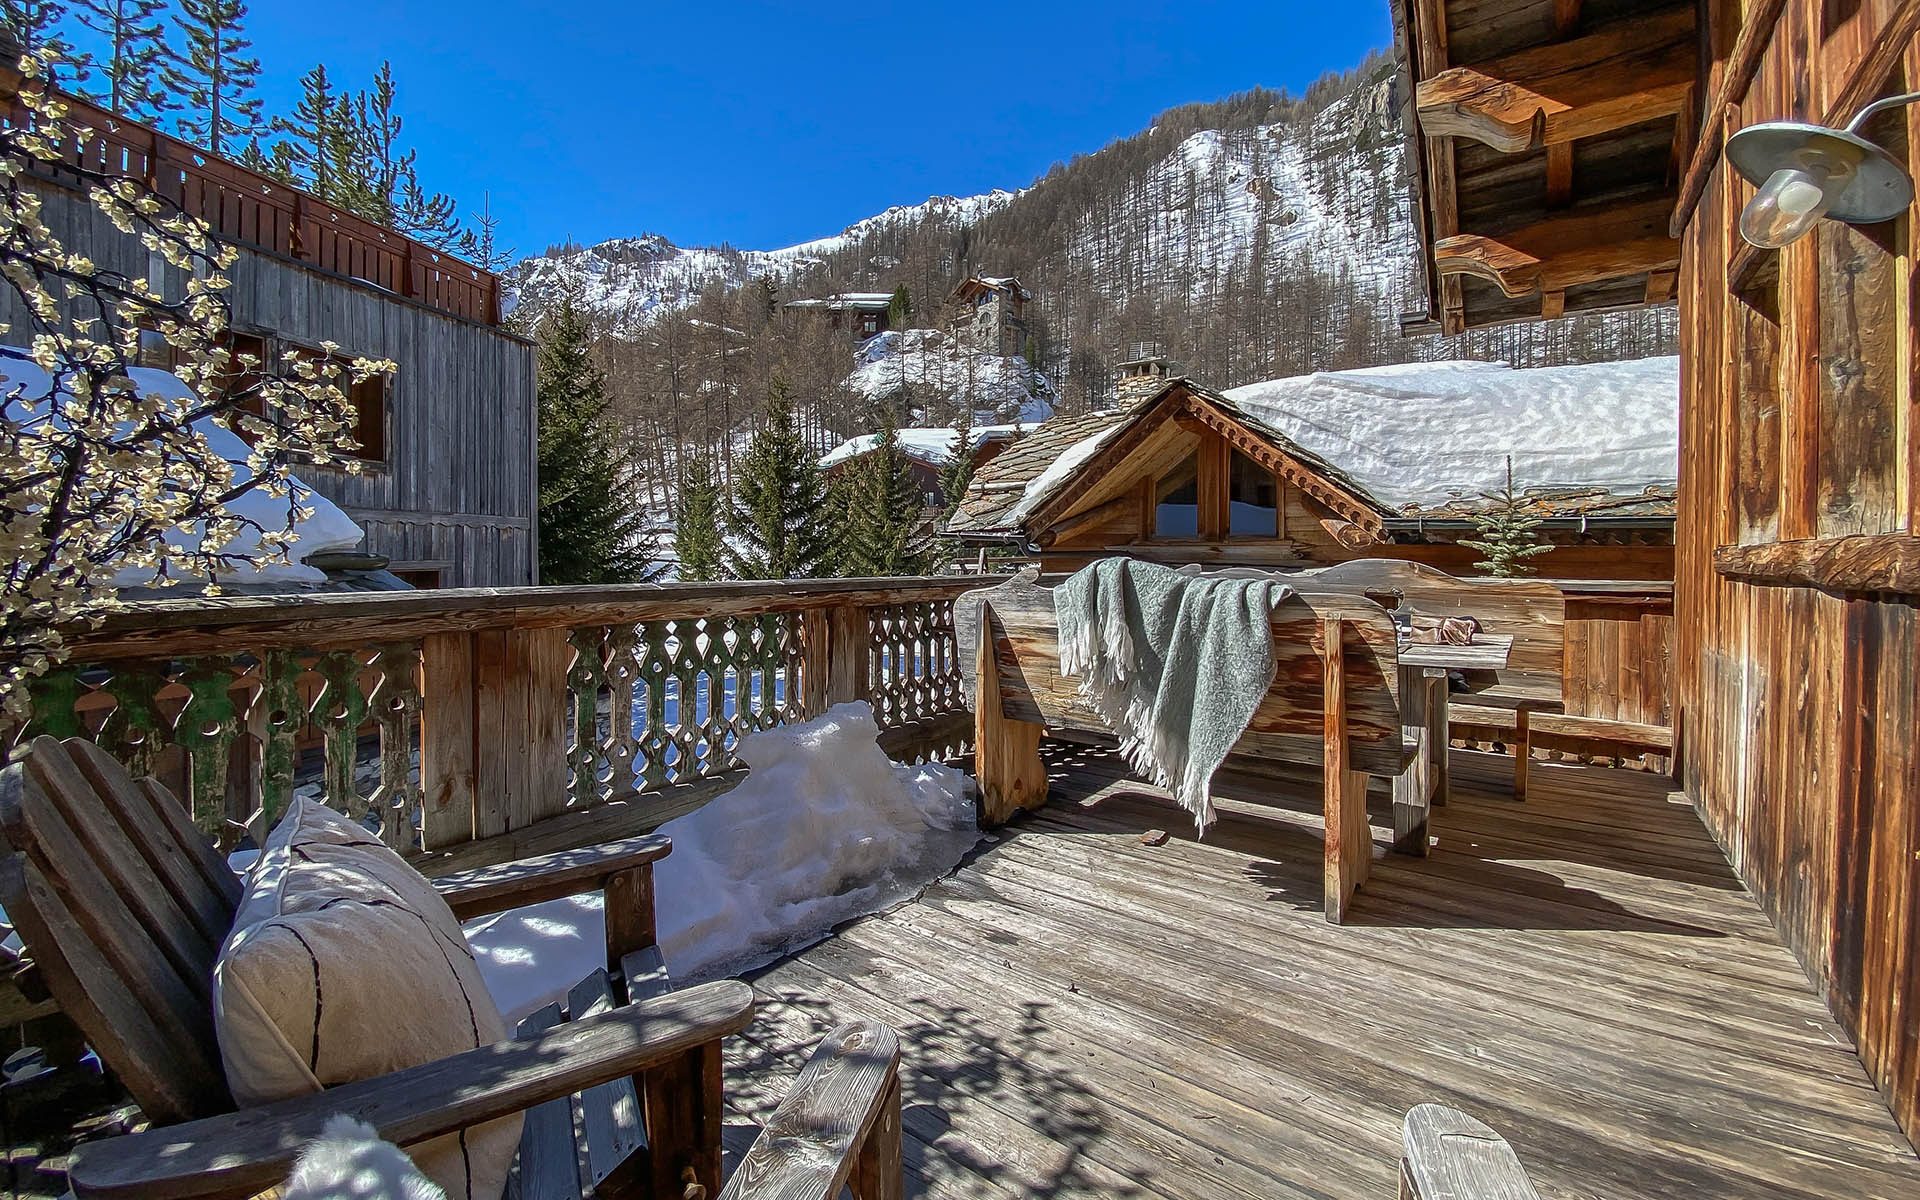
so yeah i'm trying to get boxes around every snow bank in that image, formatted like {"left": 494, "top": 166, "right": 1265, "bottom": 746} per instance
{"left": 0, "top": 354, "right": 364, "bottom": 588}
{"left": 847, "top": 328, "right": 1056, "bottom": 424}
{"left": 466, "top": 703, "right": 978, "bottom": 1023}
{"left": 1225, "top": 356, "right": 1679, "bottom": 509}
{"left": 819, "top": 421, "right": 1039, "bottom": 470}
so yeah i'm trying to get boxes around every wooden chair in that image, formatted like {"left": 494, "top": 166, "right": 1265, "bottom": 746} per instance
{"left": 954, "top": 570, "right": 1411, "bottom": 922}
{"left": 1399, "top": 1103, "right": 1542, "bottom": 1200}
{"left": 0, "top": 736, "right": 904, "bottom": 1200}
{"left": 1296, "top": 560, "right": 1566, "bottom": 801}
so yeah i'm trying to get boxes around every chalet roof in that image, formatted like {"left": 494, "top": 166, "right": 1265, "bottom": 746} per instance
{"left": 945, "top": 357, "right": 1679, "bottom": 540}
{"left": 817, "top": 423, "right": 1038, "bottom": 471}
{"left": 950, "top": 275, "right": 1032, "bottom": 302}
{"left": 784, "top": 293, "right": 895, "bottom": 312}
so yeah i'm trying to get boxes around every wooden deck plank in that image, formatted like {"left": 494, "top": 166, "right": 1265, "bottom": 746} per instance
{"left": 731, "top": 745, "right": 1920, "bottom": 1200}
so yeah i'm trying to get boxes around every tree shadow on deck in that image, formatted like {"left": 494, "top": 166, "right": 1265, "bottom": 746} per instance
{"left": 1034, "top": 741, "right": 1728, "bottom": 938}
{"left": 735, "top": 950, "right": 1150, "bottom": 1200}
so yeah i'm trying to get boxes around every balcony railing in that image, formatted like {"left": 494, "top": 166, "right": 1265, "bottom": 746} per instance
{"left": 1, "top": 66, "right": 504, "bottom": 326}
{"left": 9, "top": 579, "right": 986, "bottom": 869}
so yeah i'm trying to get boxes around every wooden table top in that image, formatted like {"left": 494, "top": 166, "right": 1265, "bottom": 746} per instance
{"left": 1396, "top": 633, "right": 1514, "bottom": 671}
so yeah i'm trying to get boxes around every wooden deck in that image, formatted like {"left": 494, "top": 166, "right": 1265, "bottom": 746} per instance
{"left": 723, "top": 743, "right": 1920, "bottom": 1200}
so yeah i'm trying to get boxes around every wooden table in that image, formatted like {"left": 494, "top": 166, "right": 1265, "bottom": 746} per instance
{"left": 1391, "top": 634, "right": 1513, "bottom": 855}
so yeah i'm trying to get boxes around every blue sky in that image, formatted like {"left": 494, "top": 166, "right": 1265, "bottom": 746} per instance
{"left": 239, "top": 2, "right": 1394, "bottom": 258}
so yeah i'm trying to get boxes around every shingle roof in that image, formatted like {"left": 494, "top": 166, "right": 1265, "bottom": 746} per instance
{"left": 944, "top": 409, "right": 1128, "bottom": 536}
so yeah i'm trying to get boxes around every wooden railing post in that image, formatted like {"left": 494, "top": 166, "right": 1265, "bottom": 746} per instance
{"left": 825, "top": 604, "right": 872, "bottom": 707}
{"left": 420, "top": 631, "right": 478, "bottom": 849}
{"left": 1321, "top": 617, "right": 1372, "bottom": 923}
{"left": 973, "top": 612, "right": 1046, "bottom": 826}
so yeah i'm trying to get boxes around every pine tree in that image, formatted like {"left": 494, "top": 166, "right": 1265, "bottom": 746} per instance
{"left": 937, "top": 407, "right": 975, "bottom": 513}
{"left": 842, "top": 415, "right": 934, "bottom": 577}
{"left": 343, "top": 62, "right": 462, "bottom": 249}
{"left": 1459, "top": 457, "right": 1554, "bottom": 577}
{"left": 536, "top": 294, "right": 658, "bottom": 584}
{"left": 271, "top": 64, "right": 349, "bottom": 200}
{"left": 886, "top": 284, "right": 912, "bottom": 331}
{"left": 673, "top": 457, "right": 725, "bottom": 582}
{"left": 4, "top": 0, "right": 85, "bottom": 88}
{"left": 165, "top": 0, "right": 264, "bottom": 158}
{"left": 724, "top": 379, "right": 835, "bottom": 579}
{"left": 74, "top": 0, "right": 171, "bottom": 119}
{"left": 820, "top": 466, "right": 859, "bottom": 577}
{"left": 458, "top": 191, "right": 516, "bottom": 271}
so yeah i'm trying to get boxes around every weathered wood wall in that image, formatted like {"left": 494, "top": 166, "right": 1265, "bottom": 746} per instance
{"left": 6, "top": 180, "right": 537, "bottom": 588}
{"left": 1674, "top": 0, "right": 1920, "bottom": 1145}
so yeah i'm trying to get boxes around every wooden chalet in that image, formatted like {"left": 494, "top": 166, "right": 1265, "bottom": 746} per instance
{"left": 12, "top": 4, "right": 1920, "bottom": 1198}
{"left": 1396, "top": 0, "right": 1920, "bottom": 1157}
{"left": 943, "top": 367, "right": 1679, "bottom": 580}
{"left": 783, "top": 292, "right": 897, "bottom": 340}
{"left": 0, "top": 67, "right": 534, "bottom": 588}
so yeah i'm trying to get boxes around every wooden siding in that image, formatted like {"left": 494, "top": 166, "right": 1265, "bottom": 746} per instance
{"left": 5, "top": 181, "right": 536, "bottom": 588}
{"left": 1675, "top": 1, "right": 1920, "bottom": 1147}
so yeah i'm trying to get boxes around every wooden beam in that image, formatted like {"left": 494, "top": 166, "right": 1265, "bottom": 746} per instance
{"left": 1540, "top": 290, "right": 1567, "bottom": 320}
{"left": 1434, "top": 198, "right": 1678, "bottom": 298}
{"left": 1552, "top": 0, "right": 1580, "bottom": 37}
{"left": 1415, "top": 8, "right": 1695, "bottom": 153}
{"left": 972, "top": 613, "right": 1047, "bottom": 826}
{"left": 1545, "top": 143, "right": 1573, "bottom": 207}
{"left": 1714, "top": 534, "right": 1920, "bottom": 594}
{"left": 1409, "top": 0, "right": 1465, "bottom": 334}
{"left": 1669, "top": 0, "right": 1788, "bottom": 237}
{"left": 1643, "top": 268, "right": 1678, "bottom": 303}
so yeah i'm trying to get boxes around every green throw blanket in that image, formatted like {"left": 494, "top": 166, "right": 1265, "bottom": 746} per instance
{"left": 1055, "top": 558, "right": 1294, "bottom": 833}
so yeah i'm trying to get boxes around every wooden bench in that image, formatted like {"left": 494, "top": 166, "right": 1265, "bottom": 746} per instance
{"left": 2, "top": 736, "right": 904, "bottom": 1200}
{"left": 1295, "top": 560, "right": 1566, "bottom": 802}
{"left": 954, "top": 570, "right": 1412, "bottom": 923}
{"left": 1400, "top": 1103, "right": 1542, "bottom": 1200}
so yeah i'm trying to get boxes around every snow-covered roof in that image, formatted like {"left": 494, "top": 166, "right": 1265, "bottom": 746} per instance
{"left": 1, "top": 353, "right": 366, "bottom": 590}
{"left": 1223, "top": 356, "right": 1679, "bottom": 510}
{"left": 947, "top": 356, "right": 1679, "bottom": 536}
{"left": 783, "top": 292, "right": 895, "bottom": 312}
{"left": 818, "top": 422, "right": 1036, "bottom": 470}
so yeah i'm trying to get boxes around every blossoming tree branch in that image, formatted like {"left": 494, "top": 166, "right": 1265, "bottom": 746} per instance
{"left": 0, "top": 52, "right": 394, "bottom": 719}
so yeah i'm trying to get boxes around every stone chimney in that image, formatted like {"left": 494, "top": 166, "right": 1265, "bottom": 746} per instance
{"left": 1114, "top": 343, "right": 1185, "bottom": 408}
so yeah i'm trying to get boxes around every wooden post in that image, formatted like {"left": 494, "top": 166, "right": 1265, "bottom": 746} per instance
{"left": 602, "top": 864, "right": 655, "bottom": 979}
{"left": 1392, "top": 667, "right": 1442, "bottom": 856}
{"left": 850, "top": 1073, "right": 905, "bottom": 1200}
{"left": 641, "top": 1042, "right": 723, "bottom": 1200}
{"left": 973, "top": 614, "right": 1046, "bottom": 826}
{"left": 1322, "top": 617, "right": 1372, "bottom": 923}
{"left": 825, "top": 604, "right": 872, "bottom": 707}
{"left": 799, "top": 606, "right": 831, "bottom": 716}
{"left": 1513, "top": 707, "right": 1531, "bottom": 801}
{"left": 420, "top": 631, "right": 478, "bottom": 850}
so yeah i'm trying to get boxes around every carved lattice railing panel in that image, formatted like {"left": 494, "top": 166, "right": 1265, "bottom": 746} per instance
{"left": 17, "top": 644, "right": 424, "bottom": 852}
{"left": 866, "top": 600, "right": 962, "bottom": 727}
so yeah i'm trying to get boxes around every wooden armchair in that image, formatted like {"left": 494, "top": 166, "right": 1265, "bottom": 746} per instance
{"left": 1, "top": 736, "right": 903, "bottom": 1200}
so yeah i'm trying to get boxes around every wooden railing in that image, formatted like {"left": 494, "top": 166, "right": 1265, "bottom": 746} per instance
{"left": 1, "top": 66, "right": 503, "bottom": 326}
{"left": 10, "top": 579, "right": 986, "bottom": 868}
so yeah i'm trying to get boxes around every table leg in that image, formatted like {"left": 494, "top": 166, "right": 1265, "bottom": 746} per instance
{"left": 1392, "top": 668, "right": 1441, "bottom": 855}
{"left": 1431, "top": 678, "right": 1451, "bottom": 808}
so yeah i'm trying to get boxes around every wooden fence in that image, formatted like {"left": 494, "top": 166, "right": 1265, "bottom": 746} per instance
{"left": 0, "top": 66, "right": 503, "bottom": 326}
{"left": 11, "top": 579, "right": 983, "bottom": 872}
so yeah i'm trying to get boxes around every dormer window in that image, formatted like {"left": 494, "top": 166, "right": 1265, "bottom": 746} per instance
{"left": 1153, "top": 453, "right": 1200, "bottom": 538}
{"left": 1228, "top": 448, "right": 1278, "bottom": 537}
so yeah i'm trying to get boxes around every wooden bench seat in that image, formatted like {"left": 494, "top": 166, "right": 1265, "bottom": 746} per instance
{"left": 955, "top": 569, "right": 1412, "bottom": 922}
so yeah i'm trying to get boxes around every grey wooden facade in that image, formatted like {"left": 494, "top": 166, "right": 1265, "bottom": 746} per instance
{"left": 8, "top": 181, "right": 537, "bottom": 588}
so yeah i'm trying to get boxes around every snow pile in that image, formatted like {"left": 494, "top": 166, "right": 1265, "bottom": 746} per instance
{"left": 846, "top": 328, "right": 1056, "bottom": 423}
{"left": 1, "top": 354, "right": 364, "bottom": 588}
{"left": 1225, "top": 356, "right": 1680, "bottom": 509}
{"left": 466, "top": 703, "right": 978, "bottom": 1022}
{"left": 818, "top": 421, "right": 1039, "bottom": 471}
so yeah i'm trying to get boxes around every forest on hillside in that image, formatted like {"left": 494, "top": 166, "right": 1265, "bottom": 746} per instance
{"left": 520, "top": 49, "right": 1677, "bottom": 520}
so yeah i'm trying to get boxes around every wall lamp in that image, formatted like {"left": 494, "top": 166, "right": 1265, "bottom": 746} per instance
{"left": 1728, "top": 92, "right": 1920, "bottom": 249}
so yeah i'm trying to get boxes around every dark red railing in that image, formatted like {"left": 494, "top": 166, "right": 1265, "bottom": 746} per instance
{"left": 2, "top": 66, "right": 503, "bottom": 326}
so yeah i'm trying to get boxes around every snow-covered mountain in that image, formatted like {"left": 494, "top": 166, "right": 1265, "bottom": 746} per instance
{"left": 510, "top": 191, "right": 1018, "bottom": 328}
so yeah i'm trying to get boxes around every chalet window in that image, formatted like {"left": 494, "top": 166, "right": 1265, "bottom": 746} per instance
{"left": 283, "top": 342, "right": 390, "bottom": 467}
{"left": 1228, "top": 448, "right": 1278, "bottom": 537}
{"left": 861, "top": 314, "right": 879, "bottom": 336}
{"left": 1153, "top": 453, "right": 1200, "bottom": 538}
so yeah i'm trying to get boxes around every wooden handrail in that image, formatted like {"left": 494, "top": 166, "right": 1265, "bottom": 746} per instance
{"left": 0, "top": 64, "right": 504, "bottom": 326}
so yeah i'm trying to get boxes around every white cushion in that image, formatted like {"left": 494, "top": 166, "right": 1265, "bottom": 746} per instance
{"left": 214, "top": 798, "right": 520, "bottom": 1200}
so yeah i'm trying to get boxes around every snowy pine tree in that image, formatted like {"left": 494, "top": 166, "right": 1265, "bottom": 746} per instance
{"left": 165, "top": 0, "right": 264, "bottom": 157}
{"left": 724, "top": 379, "right": 835, "bottom": 579}
{"left": 536, "top": 294, "right": 658, "bottom": 583}
{"left": 74, "top": 0, "right": 171, "bottom": 119}
{"left": 673, "top": 457, "right": 726, "bottom": 582}
{"left": 1459, "top": 457, "right": 1554, "bottom": 577}
{"left": 842, "top": 415, "right": 934, "bottom": 577}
